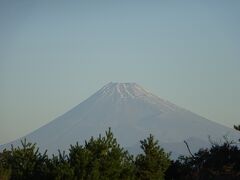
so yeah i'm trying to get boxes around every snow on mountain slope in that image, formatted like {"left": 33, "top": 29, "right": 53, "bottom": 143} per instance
{"left": 1, "top": 82, "right": 239, "bottom": 158}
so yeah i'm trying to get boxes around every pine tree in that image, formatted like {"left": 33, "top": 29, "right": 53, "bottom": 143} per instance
{"left": 0, "top": 139, "right": 49, "bottom": 179}
{"left": 166, "top": 140, "right": 240, "bottom": 180}
{"left": 68, "top": 143, "right": 87, "bottom": 179}
{"left": 0, "top": 150, "right": 12, "bottom": 180}
{"left": 135, "top": 134, "right": 171, "bottom": 180}
{"left": 69, "top": 128, "right": 135, "bottom": 180}
{"left": 47, "top": 150, "right": 74, "bottom": 180}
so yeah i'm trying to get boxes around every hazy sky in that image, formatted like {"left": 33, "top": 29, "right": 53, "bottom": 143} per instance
{"left": 1, "top": 0, "right": 240, "bottom": 144}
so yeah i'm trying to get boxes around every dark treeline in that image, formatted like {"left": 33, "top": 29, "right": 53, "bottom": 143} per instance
{"left": 0, "top": 126, "right": 240, "bottom": 180}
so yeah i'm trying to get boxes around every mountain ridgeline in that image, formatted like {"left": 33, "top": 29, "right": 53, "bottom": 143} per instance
{"left": 0, "top": 82, "right": 239, "bottom": 158}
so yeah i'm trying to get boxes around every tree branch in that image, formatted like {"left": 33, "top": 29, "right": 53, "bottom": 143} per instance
{"left": 184, "top": 140, "right": 195, "bottom": 159}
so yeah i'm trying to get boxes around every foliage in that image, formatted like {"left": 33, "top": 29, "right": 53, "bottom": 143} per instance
{"left": 0, "top": 139, "right": 49, "bottom": 180}
{"left": 234, "top": 124, "right": 240, "bottom": 142}
{"left": 47, "top": 150, "right": 74, "bottom": 180}
{"left": 234, "top": 125, "right": 240, "bottom": 131}
{"left": 0, "top": 129, "right": 135, "bottom": 180}
{"left": 166, "top": 140, "right": 240, "bottom": 180}
{"left": 1, "top": 127, "right": 240, "bottom": 179}
{"left": 135, "top": 134, "right": 171, "bottom": 180}
{"left": 69, "top": 128, "right": 135, "bottom": 180}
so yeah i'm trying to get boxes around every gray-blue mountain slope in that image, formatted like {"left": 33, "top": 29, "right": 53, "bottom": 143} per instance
{"left": 1, "top": 83, "right": 239, "bottom": 158}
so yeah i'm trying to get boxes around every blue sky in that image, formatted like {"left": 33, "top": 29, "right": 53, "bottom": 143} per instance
{"left": 1, "top": 0, "right": 240, "bottom": 144}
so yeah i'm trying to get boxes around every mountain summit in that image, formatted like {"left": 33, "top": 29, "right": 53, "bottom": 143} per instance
{"left": 1, "top": 82, "right": 239, "bottom": 158}
{"left": 98, "top": 82, "right": 158, "bottom": 99}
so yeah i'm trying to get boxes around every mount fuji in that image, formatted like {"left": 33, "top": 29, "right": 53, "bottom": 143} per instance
{"left": 1, "top": 82, "right": 239, "bottom": 158}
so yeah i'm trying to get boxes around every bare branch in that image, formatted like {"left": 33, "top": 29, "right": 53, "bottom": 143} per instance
{"left": 184, "top": 140, "right": 195, "bottom": 159}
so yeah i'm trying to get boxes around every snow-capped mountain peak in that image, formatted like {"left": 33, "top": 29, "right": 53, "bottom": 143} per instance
{"left": 98, "top": 82, "right": 152, "bottom": 99}
{"left": 1, "top": 82, "right": 239, "bottom": 159}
